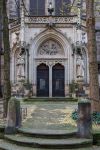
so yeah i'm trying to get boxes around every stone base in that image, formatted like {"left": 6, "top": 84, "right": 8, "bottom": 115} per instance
{"left": 65, "top": 85, "right": 69, "bottom": 97}
{"left": 83, "top": 85, "right": 89, "bottom": 97}
{"left": 32, "top": 84, "right": 36, "bottom": 96}
{"left": 5, "top": 127, "right": 16, "bottom": 134}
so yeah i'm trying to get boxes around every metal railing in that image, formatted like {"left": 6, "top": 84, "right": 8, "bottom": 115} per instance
{"left": 20, "top": 107, "right": 27, "bottom": 121}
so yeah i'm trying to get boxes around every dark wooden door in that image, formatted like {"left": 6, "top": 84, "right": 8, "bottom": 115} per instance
{"left": 52, "top": 64, "right": 65, "bottom": 97}
{"left": 37, "top": 64, "right": 49, "bottom": 97}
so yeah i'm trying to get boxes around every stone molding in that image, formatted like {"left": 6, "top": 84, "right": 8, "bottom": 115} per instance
{"left": 25, "top": 16, "right": 77, "bottom": 24}
{"left": 36, "top": 59, "right": 66, "bottom": 68}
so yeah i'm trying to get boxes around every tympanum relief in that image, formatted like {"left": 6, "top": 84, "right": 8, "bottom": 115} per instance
{"left": 38, "top": 40, "right": 64, "bottom": 56}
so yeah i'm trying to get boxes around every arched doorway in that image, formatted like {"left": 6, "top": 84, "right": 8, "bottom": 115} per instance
{"left": 37, "top": 64, "right": 49, "bottom": 97}
{"left": 52, "top": 64, "right": 65, "bottom": 97}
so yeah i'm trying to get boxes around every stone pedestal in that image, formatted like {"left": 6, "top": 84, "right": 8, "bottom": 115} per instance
{"left": 15, "top": 100, "right": 21, "bottom": 128}
{"left": 65, "top": 84, "right": 69, "bottom": 97}
{"left": 77, "top": 99, "right": 92, "bottom": 138}
{"left": 83, "top": 85, "right": 89, "bottom": 97}
{"left": 5, "top": 98, "right": 21, "bottom": 134}
{"left": 77, "top": 77, "right": 84, "bottom": 97}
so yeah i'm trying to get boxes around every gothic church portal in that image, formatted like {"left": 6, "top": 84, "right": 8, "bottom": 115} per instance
{"left": 10, "top": 0, "right": 89, "bottom": 97}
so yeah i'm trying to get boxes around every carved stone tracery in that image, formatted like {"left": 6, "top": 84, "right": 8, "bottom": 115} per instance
{"left": 38, "top": 39, "right": 64, "bottom": 56}
{"left": 36, "top": 59, "right": 65, "bottom": 67}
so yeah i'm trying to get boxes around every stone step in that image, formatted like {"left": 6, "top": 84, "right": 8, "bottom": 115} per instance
{"left": 18, "top": 128, "right": 77, "bottom": 139}
{"left": 0, "top": 139, "right": 34, "bottom": 150}
{"left": 23, "top": 97, "right": 78, "bottom": 102}
{"left": 1, "top": 140, "right": 99, "bottom": 150}
{"left": 5, "top": 134, "right": 92, "bottom": 149}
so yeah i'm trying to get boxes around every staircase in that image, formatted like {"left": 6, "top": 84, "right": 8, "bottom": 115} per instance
{"left": 23, "top": 97, "right": 78, "bottom": 102}
{"left": 0, "top": 128, "right": 93, "bottom": 150}
{"left": 0, "top": 100, "right": 93, "bottom": 150}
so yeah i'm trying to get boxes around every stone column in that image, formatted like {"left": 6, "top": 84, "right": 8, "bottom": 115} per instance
{"left": 86, "top": 53, "right": 89, "bottom": 84}
{"left": 69, "top": 48, "right": 73, "bottom": 83}
{"left": 10, "top": 53, "right": 15, "bottom": 83}
{"left": 65, "top": 84, "right": 69, "bottom": 97}
{"left": 49, "top": 65, "right": 52, "bottom": 97}
{"left": 29, "top": 46, "right": 34, "bottom": 83}
{"left": 67, "top": 48, "right": 70, "bottom": 85}
{"left": 15, "top": 57, "right": 17, "bottom": 83}
{"left": 25, "top": 51, "right": 27, "bottom": 80}
{"left": 65, "top": 61, "right": 68, "bottom": 97}
{"left": 20, "top": 1, "right": 25, "bottom": 47}
{"left": 65, "top": 61, "right": 67, "bottom": 84}
{"left": 74, "top": 54, "right": 76, "bottom": 81}
{"left": 32, "top": 84, "right": 36, "bottom": 97}
{"left": 77, "top": 99, "right": 92, "bottom": 138}
{"left": 32, "top": 61, "right": 37, "bottom": 97}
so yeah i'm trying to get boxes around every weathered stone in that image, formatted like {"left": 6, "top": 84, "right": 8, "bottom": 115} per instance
{"left": 5, "top": 97, "right": 21, "bottom": 134}
{"left": 15, "top": 99, "right": 21, "bottom": 128}
{"left": 77, "top": 99, "right": 92, "bottom": 138}
{"left": 24, "top": 89, "right": 31, "bottom": 98}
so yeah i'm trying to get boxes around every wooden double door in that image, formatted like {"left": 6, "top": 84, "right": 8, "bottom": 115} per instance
{"left": 37, "top": 64, "right": 65, "bottom": 97}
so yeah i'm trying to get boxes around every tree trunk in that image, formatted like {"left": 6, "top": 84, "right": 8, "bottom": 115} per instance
{"left": 0, "top": 1, "right": 3, "bottom": 98}
{"left": 2, "top": 0, "right": 11, "bottom": 117}
{"left": 86, "top": 0, "right": 100, "bottom": 112}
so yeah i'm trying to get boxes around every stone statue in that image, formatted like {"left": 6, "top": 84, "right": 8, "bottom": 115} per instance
{"left": 16, "top": 55, "right": 25, "bottom": 81}
{"left": 76, "top": 55, "right": 85, "bottom": 78}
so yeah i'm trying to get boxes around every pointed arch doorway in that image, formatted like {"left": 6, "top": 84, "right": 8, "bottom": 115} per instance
{"left": 52, "top": 64, "right": 65, "bottom": 97}
{"left": 37, "top": 64, "right": 49, "bottom": 97}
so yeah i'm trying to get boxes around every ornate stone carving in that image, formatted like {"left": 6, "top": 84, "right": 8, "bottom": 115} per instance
{"left": 38, "top": 40, "right": 63, "bottom": 56}
{"left": 25, "top": 16, "right": 77, "bottom": 24}
{"left": 36, "top": 59, "right": 65, "bottom": 67}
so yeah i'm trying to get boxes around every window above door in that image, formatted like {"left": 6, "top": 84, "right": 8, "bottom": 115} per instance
{"left": 29, "top": 0, "right": 71, "bottom": 16}
{"left": 55, "top": 0, "right": 71, "bottom": 16}
{"left": 30, "top": 0, "right": 45, "bottom": 16}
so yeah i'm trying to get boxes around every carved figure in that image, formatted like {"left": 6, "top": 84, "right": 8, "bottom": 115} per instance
{"left": 76, "top": 55, "right": 85, "bottom": 78}
{"left": 16, "top": 55, "right": 25, "bottom": 81}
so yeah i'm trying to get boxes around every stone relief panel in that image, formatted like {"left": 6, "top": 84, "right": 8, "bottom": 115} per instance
{"left": 37, "top": 39, "right": 64, "bottom": 56}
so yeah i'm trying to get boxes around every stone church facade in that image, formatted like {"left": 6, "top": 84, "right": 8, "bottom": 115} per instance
{"left": 9, "top": 0, "right": 89, "bottom": 97}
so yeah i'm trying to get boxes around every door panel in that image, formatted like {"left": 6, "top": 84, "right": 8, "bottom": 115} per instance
{"left": 52, "top": 64, "right": 65, "bottom": 97}
{"left": 37, "top": 64, "right": 49, "bottom": 97}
